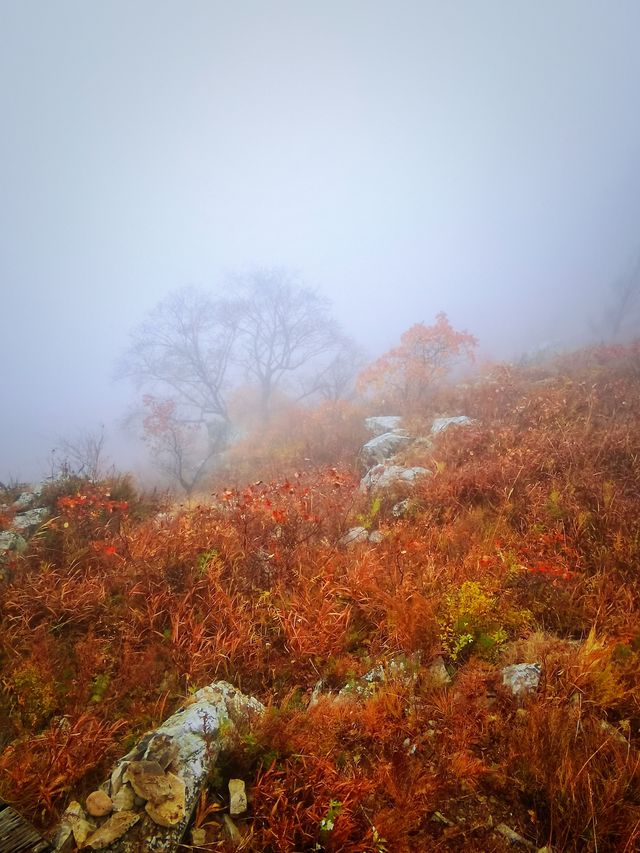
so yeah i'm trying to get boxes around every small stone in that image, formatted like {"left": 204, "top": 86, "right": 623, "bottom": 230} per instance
{"left": 110, "top": 763, "right": 126, "bottom": 798}
{"left": 229, "top": 778, "right": 247, "bottom": 816}
{"left": 368, "top": 530, "right": 384, "bottom": 543}
{"left": 191, "top": 827, "right": 207, "bottom": 846}
{"left": 144, "top": 772, "right": 186, "bottom": 827}
{"left": 57, "top": 801, "right": 94, "bottom": 849}
{"left": 426, "top": 655, "right": 451, "bottom": 687}
{"left": 392, "top": 499, "right": 410, "bottom": 517}
{"left": 124, "top": 760, "right": 174, "bottom": 802}
{"left": 0, "top": 531, "right": 27, "bottom": 553}
{"left": 502, "top": 663, "right": 542, "bottom": 698}
{"left": 84, "top": 811, "right": 141, "bottom": 849}
{"left": 339, "top": 526, "right": 369, "bottom": 546}
{"left": 495, "top": 822, "right": 535, "bottom": 848}
{"left": 86, "top": 789, "right": 113, "bottom": 817}
{"left": 112, "top": 783, "right": 135, "bottom": 811}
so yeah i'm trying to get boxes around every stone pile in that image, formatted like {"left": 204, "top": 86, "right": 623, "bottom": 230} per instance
{"left": 54, "top": 681, "right": 264, "bottom": 852}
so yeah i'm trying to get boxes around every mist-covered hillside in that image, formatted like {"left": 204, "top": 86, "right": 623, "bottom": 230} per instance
{"left": 1, "top": 342, "right": 639, "bottom": 851}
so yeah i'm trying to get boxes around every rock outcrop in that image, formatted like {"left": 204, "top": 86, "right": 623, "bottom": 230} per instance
{"left": 53, "top": 681, "right": 264, "bottom": 853}
{"left": 364, "top": 416, "right": 404, "bottom": 436}
{"left": 360, "top": 431, "right": 412, "bottom": 468}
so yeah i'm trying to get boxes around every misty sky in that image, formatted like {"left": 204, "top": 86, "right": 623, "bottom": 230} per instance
{"left": 2, "top": 1, "right": 640, "bottom": 481}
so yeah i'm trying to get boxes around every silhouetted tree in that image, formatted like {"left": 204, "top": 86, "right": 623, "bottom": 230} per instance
{"left": 119, "top": 271, "right": 350, "bottom": 492}
{"left": 597, "top": 257, "right": 640, "bottom": 341}
{"left": 233, "top": 269, "right": 343, "bottom": 418}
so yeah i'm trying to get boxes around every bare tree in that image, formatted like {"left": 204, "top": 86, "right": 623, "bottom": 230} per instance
{"left": 119, "top": 287, "right": 240, "bottom": 442}
{"left": 593, "top": 256, "right": 640, "bottom": 341}
{"left": 302, "top": 337, "right": 366, "bottom": 402}
{"left": 55, "top": 425, "right": 108, "bottom": 481}
{"left": 140, "top": 396, "right": 220, "bottom": 496}
{"left": 233, "top": 269, "right": 342, "bottom": 418}
{"left": 119, "top": 274, "right": 350, "bottom": 491}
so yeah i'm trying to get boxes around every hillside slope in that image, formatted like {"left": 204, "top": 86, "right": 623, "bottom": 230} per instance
{"left": 1, "top": 344, "right": 639, "bottom": 851}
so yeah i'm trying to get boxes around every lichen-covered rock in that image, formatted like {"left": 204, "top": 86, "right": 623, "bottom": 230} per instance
{"left": 85, "top": 681, "right": 265, "bottom": 852}
{"left": 502, "top": 663, "right": 542, "bottom": 697}
{"left": 0, "top": 531, "right": 28, "bottom": 553}
{"left": 11, "top": 506, "right": 49, "bottom": 530}
{"left": 360, "top": 431, "right": 412, "bottom": 467}
{"left": 12, "top": 491, "right": 36, "bottom": 510}
{"left": 392, "top": 499, "right": 410, "bottom": 518}
{"left": 426, "top": 656, "right": 451, "bottom": 687}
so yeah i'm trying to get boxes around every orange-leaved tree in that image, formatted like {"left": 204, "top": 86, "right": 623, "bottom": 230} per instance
{"left": 358, "top": 313, "right": 477, "bottom": 410}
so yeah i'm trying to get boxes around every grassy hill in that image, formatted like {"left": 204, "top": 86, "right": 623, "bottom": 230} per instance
{"left": 1, "top": 343, "right": 639, "bottom": 851}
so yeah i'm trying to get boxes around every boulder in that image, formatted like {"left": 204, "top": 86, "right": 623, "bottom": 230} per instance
{"left": 360, "top": 464, "right": 429, "bottom": 492}
{"left": 12, "top": 507, "right": 49, "bottom": 530}
{"left": 12, "top": 491, "right": 36, "bottom": 510}
{"left": 364, "top": 416, "right": 403, "bottom": 436}
{"left": 360, "top": 431, "right": 412, "bottom": 467}
{"left": 431, "top": 416, "right": 474, "bottom": 434}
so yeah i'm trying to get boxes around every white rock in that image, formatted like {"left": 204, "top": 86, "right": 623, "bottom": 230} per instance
{"left": 339, "top": 527, "right": 369, "bottom": 546}
{"left": 360, "top": 431, "right": 412, "bottom": 466}
{"left": 360, "top": 464, "right": 429, "bottom": 492}
{"left": 12, "top": 507, "right": 49, "bottom": 530}
{"left": 364, "top": 416, "right": 403, "bottom": 436}
{"left": 431, "top": 416, "right": 474, "bottom": 434}
{"left": 12, "top": 491, "right": 36, "bottom": 510}
{"left": 0, "top": 531, "right": 27, "bottom": 553}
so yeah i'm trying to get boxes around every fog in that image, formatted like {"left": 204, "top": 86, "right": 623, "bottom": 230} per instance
{"left": 2, "top": 1, "right": 640, "bottom": 482}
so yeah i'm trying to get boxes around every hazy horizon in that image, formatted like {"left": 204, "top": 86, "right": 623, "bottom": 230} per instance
{"left": 2, "top": 1, "right": 640, "bottom": 482}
